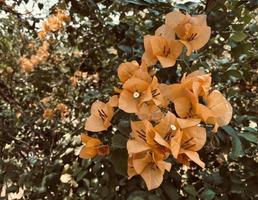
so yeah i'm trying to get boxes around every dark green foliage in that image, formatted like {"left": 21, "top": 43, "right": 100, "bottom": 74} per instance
{"left": 0, "top": 0, "right": 257, "bottom": 199}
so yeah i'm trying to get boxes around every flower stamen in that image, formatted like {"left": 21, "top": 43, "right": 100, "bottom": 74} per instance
{"left": 133, "top": 91, "right": 140, "bottom": 99}
{"left": 170, "top": 124, "right": 177, "bottom": 131}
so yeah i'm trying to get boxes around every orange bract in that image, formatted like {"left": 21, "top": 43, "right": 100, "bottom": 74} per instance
{"left": 56, "top": 103, "right": 70, "bottom": 118}
{"left": 164, "top": 11, "right": 211, "bottom": 56}
{"left": 129, "top": 152, "right": 171, "bottom": 191}
{"left": 84, "top": 100, "right": 114, "bottom": 132}
{"left": 19, "top": 57, "right": 34, "bottom": 72}
{"left": 79, "top": 134, "right": 109, "bottom": 159}
{"left": 118, "top": 60, "right": 140, "bottom": 83}
{"left": 195, "top": 90, "right": 233, "bottom": 132}
{"left": 43, "top": 108, "right": 54, "bottom": 120}
{"left": 142, "top": 35, "right": 183, "bottom": 68}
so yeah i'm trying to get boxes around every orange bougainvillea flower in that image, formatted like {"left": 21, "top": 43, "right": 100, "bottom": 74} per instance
{"left": 36, "top": 41, "right": 50, "bottom": 61}
{"left": 118, "top": 73, "right": 168, "bottom": 114}
{"left": 127, "top": 120, "right": 171, "bottom": 190}
{"left": 181, "top": 70, "right": 211, "bottom": 98}
{"left": 127, "top": 120, "right": 155, "bottom": 154}
{"left": 134, "top": 77, "right": 170, "bottom": 121}
{"left": 176, "top": 125, "right": 206, "bottom": 168}
{"left": 107, "top": 95, "right": 119, "bottom": 107}
{"left": 56, "top": 103, "right": 70, "bottom": 118}
{"left": 168, "top": 70, "right": 212, "bottom": 118}
{"left": 142, "top": 35, "right": 183, "bottom": 68}
{"left": 19, "top": 41, "right": 50, "bottom": 73}
{"left": 129, "top": 151, "right": 171, "bottom": 190}
{"left": 144, "top": 76, "right": 164, "bottom": 106}
{"left": 43, "top": 108, "right": 54, "bottom": 120}
{"left": 40, "top": 96, "right": 51, "bottom": 105}
{"left": 70, "top": 76, "right": 78, "bottom": 87}
{"left": 118, "top": 76, "right": 151, "bottom": 113}
{"left": 19, "top": 57, "right": 34, "bottom": 72}
{"left": 195, "top": 90, "right": 233, "bottom": 132}
{"left": 163, "top": 11, "right": 211, "bottom": 56}
{"left": 136, "top": 101, "right": 163, "bottom": 121}
{"left": 43, "top": 16, "right": 63, "bottom": 32}
{"left": 84, "top": 100, "right": 114, "bottom": 132}
{"left": 55, "top": 9, "right": 70, "bottom": 22}
{"left": 79, "top": 134, "right": 109, "bottom": 159}
{"left": 166, "top": 70, "right": 232, "bottom": 132}
{"left": 38, "top": 31, "right": 46, "bottom": 40}
{"left": 127, "top": 120, "right": 170, "bottom": 160}
{"left": 118, "top": 60, "right": 151, "bottom": 83}
{"left": 40, "top": 9, "right": 69, "bottom": 36}
{"left": 153, "top": 112, "right": 204, "bottom": 163}
{"left": 118, "top": 60, "right": 140, "bottom": 83}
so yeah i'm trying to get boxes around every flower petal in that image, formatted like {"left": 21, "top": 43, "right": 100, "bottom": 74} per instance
{"left": 182, "top": 126, "right": 206, "bottom": 151}
{"left": 187, "top": 26, "right": 211, "bottom": 55}
{"left": 155, "top": 24, "right": 175, "bottom": 40}
{"left": 127, "top": 139, "right": 151, "bottom": 154}
{"left": 176, "top": 118, "right": 201, "bottom": 129}
{"left": 182, "top": 150, "right": 205, "bottom": 168}
{"left": 141, "top": 164, "right": 164, "bottom": 191}
{"left": 79, "top": 146, "right": 98, "bottom": 159}
{"left": 174, "top": 96, "right": 192, "bottom": 118}
{"left": 119, "top": 90, "right": 139, "bottom": 113}
{"left": 142, "top": 35, "right": 158, "bottom": 66}
{"left": 154, "top": 111, "right": 177, "bottom": 138}
{"left": 165, "top": 11, "right": 186, "bottom": 29}
{"left": 118, "top": 61, "right": 139, "bottom": 83}
{"left": 84, "top": 115, "right": 108, "bottom": 132}
{"left": 170, "top": 130, "right": 183, "bottom": 158}
{"left": 207, "top": 90, "right": 233, "bottom": 127}
{"left": 107, "top": 95, "right": 119, "bottom": 107}
{"left": 154, "top": 132, "right": 170, "bottom": 149}
{"left": 123, "top": 77, "right": 149, "bottom": 92}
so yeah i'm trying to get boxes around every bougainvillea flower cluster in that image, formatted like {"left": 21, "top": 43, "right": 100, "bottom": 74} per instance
{"left": 19, "top": 9, "right": 69, "bottom": 73}
{"left": 19, "top": 41, "right": 49, "bottom": 72}
{"left": 38, "top": 9, "right": 70, "bottom": 39}
{"left": 80, "top": 10, "right": 233, "bottom": 190}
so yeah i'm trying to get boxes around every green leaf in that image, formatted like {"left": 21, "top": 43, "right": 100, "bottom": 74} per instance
{"left": 184, "top": 185, "right": 197, "bottom": 197}
{"left": 162, "top": 182, "right": 179, "bottom": 200}
{"left": 238, "top": 133, "right": 258, "bottom": 144}
{"left": 222, "top": 126, "right": 244, "bottom": 159}
{"left": 111, "top": 134, "right": 128, "bottom": 149}
{"left": 223, "top": 70, "right": 242, "bottom": 80}
{"left": 117, "top": 120, "right": 131, "bottom": 135}
{"left": 232, "top": 24, "right": 245, "bottom": 31}
{"left": 174, "top": 4, "right": 190, "bottom": 12}
{"left": 127, "top": 191, "right": 148, "bottom": 200}
{"left": 123, "top": 0, "right": 148, "bottom": 5}
{"left": 7, "top": 185, "right": 18, "bottom": 193}
{"left": 230, "top": 32, "right": 247, "bottom": 42}
{"left": 148, "top": 195, "right": 160, "bottom": 200}
{"left": 76, "top": 170, "right": 87, "bottom": 182}
{"left": 200, "top": 189, "right": 216, "bottom": 200}
{"left": 110, "top": 149, "right": 128, "bottom": 176}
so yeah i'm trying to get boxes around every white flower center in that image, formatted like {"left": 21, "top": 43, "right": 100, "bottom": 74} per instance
{"left": 133, "top": 91, "right": 140, "bottom": 98}
{"left": 170, "top": 125, "right": 177, "bottom": 131}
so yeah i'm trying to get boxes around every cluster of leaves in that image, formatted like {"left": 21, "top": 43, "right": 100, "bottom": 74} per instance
{"left": 0, "top": 0, "right": 257, "bottom": 199}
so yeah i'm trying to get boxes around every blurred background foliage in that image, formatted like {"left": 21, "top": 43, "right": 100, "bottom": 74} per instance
{"left": 0, "top": 0, "right": 257, "bottom": 199}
